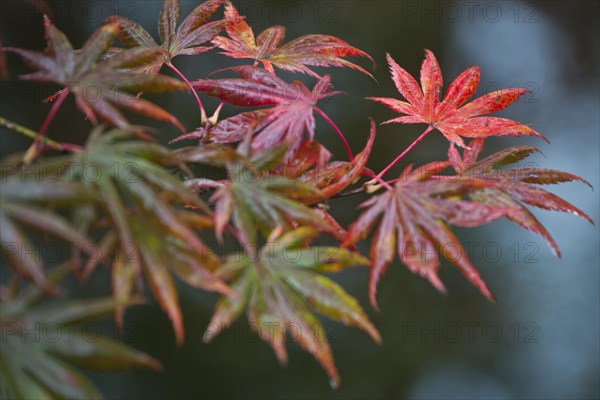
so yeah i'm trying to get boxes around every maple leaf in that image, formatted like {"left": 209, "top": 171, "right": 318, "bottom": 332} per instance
{"left": 191, "top": 66, "right": 352, "bottom": 161}
{"left": 212, "top": 2, "right": 374, "bottom": 79}
{"left": 27, "top": 127, "right": 230, "bottom": 344}
{"left": 0, "top": 266, "right": 160, "bottom": 400}
{"left": 369, "top": 50, "right": 547, "bottom": 153}
{"left": 266, "top": 139, "right": 333, "bottom": 179}
{"left": 3, "top": 17, "right": 187, "bottom": 136}
{"left": 176, "top": 141, "right": 333, "bottom": 248}
{"left": 108, "top": 0, "right": 227, "bottom": 74}
{"left": 291, "top": 120, "right": 377, "bottom": 204}
{"left": 344, "top": 161, "right": 514, "bottom": 307}
{"left": 108, "top": 0, "right": 230, "bottom": 123}
{"left": 203, "top": 227, "right": 380, "bottom": 388}
{"left": 446, "top": 139, "right": 594, "bottom": 256}
{"left": 0, "top": 175, "right": 96, "bottom": 292}
{"left": 177, "top": 121, "right": 377, "bottom": 250}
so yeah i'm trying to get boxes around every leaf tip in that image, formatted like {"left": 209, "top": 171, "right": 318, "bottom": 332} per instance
{"left": 329, "top": 376, "right": 341, "bottom": 390}
{"left": 479, "top": 282, "right": 497, "bottom": 303}
{"left": 588, "top": 217, "right": 596, "bottom": 226}
{"left": 273, "top": 342, "right": 289, "bottom": 366}
{"left": 429, "top": 273, "right": 447, "bottom": 295}
{"left": 555, "top": 249, "right": 562, "bottom": 259}
{"left": 368, "top": 286, "right": 381, "bottom": 313}
{"left": 202, "top": 330, "right": 215, "bottom": 344}
{"left": 147, "top": 357, "right": 163, "bottom": 372}
{"left": 173, "top": 118, "right": 187, "bottom": 133}
{"left": 370, "top": 327, "right": 383, "bottom": 345}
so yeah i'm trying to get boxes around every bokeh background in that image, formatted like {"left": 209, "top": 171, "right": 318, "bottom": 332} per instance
{"left": 1, "top": 1, "right": 599, "bottom": 398}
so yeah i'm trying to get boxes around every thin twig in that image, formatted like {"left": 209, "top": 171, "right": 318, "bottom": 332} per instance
{"left": 0, "top": 116, "right": 82, "bottom": 153}
{"left": 167, "top": 62, "right": 207, "bottom": 124}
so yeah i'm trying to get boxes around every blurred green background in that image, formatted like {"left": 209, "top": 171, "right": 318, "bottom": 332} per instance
{"left": 1, "top": 1, "right": 599, "bottom": 398}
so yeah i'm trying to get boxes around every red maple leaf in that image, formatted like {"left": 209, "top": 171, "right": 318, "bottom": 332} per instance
{"left": 344, "top": 161, "right": 509, "bottom": 307}
{"left": 446, "top": 139, "right": 594, "bottom": 256}
{"left": 293, "top": 120, "right": 377, "bottom": 204}
{"left": 345, "top": 138, "right": 593, "bottom": 308}
{"left": 369, "top": 50, "right": 547, "bottom": 157}
{"left": 190, "top": 66, "right": 352, "bottom": 161}
{"left": 212, "top": 2, "right": 374, "bottom": 78}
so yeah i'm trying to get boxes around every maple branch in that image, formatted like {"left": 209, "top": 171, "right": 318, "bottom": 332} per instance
{"left": 376, "top": 125, "right": 434, "bottom": 179}
{"left": 0, "top": 116, "right": 82, "bottom": 154}
{"left": 1, "top": 117, "right": 60, "bottom": 151}
{"left": 167, "top": 62, "right": 207, "bottom": 124}
{"left": 314, "top": 107, "right": 354, "bottom": 161}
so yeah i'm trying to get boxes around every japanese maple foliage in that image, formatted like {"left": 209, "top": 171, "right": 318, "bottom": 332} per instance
{"left": 370, "top": 50, "right": 547, "bottom": 147}
{"left": 213, "top": 1, "right": 374, "bottom": 78}
{"left": 108, "top": 0, "right": 227, "bottom": 73}
{"left": 0, "top": 0, "right": 594, "bottom": 395}
{"left": 189, "top": 66, "right": 350, "bottom": 161}
{"left": 368, "top": 50, "right": 548, "bottom": 181}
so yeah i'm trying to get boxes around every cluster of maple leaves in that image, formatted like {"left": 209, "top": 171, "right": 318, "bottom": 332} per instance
{"left": 0, "top": 0, "right": 593, "bottom": 393}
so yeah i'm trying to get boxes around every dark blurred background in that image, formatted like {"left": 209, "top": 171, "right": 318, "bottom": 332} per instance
{"left": 1, "top": 1, "right": 599, "bottom": 398}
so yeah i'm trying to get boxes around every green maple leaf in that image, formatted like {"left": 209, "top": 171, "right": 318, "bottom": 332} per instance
{"left": 0, "top": 266, "right": 160, "bottom": 400}
{"left": 176, "top": 141, "right": 333, "bottom": 248}
{"left": 0, "top": 172, "right": 96, "bottom": 291}
{"left": 204, "top": 227, "right": 380, "bottom": 388}
{"left": 23, "top": 127, "right": 230, "bottom": 344}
